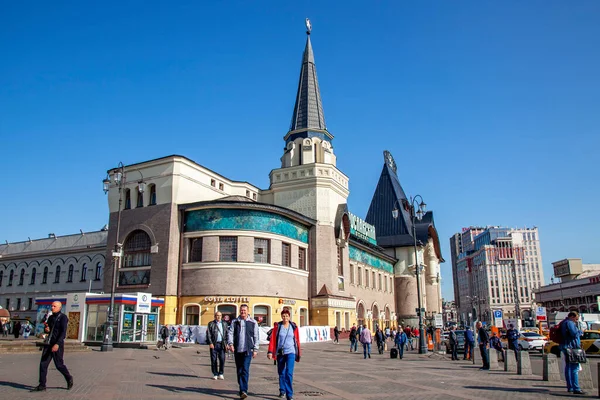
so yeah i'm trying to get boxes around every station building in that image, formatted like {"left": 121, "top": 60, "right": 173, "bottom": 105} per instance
{"left": 101, "top": 27, "right": 444, "bottom": 331}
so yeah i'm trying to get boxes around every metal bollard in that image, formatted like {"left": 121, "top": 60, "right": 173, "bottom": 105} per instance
{"left": 517, "top": 350, "right": 532, "bottom": 375}
{"left": 542, "top": 353, "right": 561, "bottom": 382}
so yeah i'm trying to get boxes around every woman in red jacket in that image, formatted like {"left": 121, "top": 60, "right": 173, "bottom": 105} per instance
{"left": 267, "top": 309, "right": 301, "bottom": 400}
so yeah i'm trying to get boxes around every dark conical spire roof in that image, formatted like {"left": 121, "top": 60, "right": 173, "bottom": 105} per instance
{"left": 284, "top": 24, "right": 333, "bottom": 145}
{"left": 289, "top": 36, "right": 326, "bottom": 132}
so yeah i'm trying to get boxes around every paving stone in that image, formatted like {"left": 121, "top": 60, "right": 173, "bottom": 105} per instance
{"left": 0, "top": 341, "right": 582, "bottom": 400}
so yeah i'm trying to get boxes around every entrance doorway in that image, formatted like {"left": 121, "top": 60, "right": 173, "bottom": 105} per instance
{"left": 122, "top": 312, "right": 150, "bottom": 342}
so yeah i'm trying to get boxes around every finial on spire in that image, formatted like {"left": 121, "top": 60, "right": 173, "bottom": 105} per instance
{"left": 305, "top": 18, "right": 312, "bottom": 35}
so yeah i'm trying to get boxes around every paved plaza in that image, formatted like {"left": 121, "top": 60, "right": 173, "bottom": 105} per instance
{"left": 0, "top": 342, "right": 594, "bottom": 399}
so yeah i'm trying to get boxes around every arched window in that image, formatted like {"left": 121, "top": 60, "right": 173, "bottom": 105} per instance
{"left": 42, "top": 267, "right": 48, "bottom": 284}
{"left": 185, "top": 305, "right": 200, "bottom": 325}
{"left": 136, "top": 190, "right": 143, "bottom": 208}
{"left": 253, "top": 305, "right": 270, "bottom": 327}
{"left": 119, "top": 230, "right": 152, "bottom": 287}
{"left": 67, "top": 265, "right": 74, "bottom": 282}
{"left": 19, "top": 269, "right": 25, "bottom": 285}
{"left": 95, "top": 262, "right": 102, "bottom": 280}
{"left": 30, "top": 268, "right": 36, "bottom": 284}
{"left": 357, "top": 302, "right": 365, "bottom": 326}
{"left": 81, "top": 263, "right": 87, "bottom": 282}
{"left": 54, "top": 265, "right": 61, "bottom": 283}
{"left": 123, "top": 230, "right": 152, "bottom": 267}
{"left": 124, "top": 189, "right": 131, "bottom": 210}
{"left": 149, "top": 184, "right": 157, "bottom": 205}
{"left": 217, "top": 304, "right": 237, "bottom": 324}
{"left": 8, "top": 270, "right": 14, "bottom": 286}
{"left": 0, "top": 270, "right": 3, "bottom": 286}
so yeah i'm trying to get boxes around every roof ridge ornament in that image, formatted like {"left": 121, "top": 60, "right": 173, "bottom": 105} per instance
{"left": 383, "top": 150, "right": 397, "bottom": 175}
{"left": 305, "top": 18, "right": 312, "bottom": 35}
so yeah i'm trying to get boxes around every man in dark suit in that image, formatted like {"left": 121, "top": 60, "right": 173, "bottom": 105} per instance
{"left": 31, "top": 301, "right": 73, "bottom": 392}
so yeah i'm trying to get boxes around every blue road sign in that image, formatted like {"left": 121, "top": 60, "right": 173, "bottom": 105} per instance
{"left": 493, "top": 310, "right": 503, "bottom": 319}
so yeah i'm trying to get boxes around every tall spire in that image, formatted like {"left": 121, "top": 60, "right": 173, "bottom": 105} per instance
{"left": 285, "top": 19, "right": 332, "bottom": 144}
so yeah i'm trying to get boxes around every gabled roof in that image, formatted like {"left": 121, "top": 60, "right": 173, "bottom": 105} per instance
{"left": 365, "top": 156, "right": 418, "bottom": 247}
{"left": 0, "top": 230, "right": 107, "bottom": 261}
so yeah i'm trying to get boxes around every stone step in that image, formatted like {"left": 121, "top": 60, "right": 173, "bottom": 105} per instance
{"left": 0, "top": 340, "right": 91, "bottom": 354}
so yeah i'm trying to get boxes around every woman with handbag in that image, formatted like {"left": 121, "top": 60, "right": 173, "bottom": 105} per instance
{"left": 267, "top": 309, "right": 301, "bottom": 400}
{"left": 560, "top": 311, "right": 585, "bottom": 395}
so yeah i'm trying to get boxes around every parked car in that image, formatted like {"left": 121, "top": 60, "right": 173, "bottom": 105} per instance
{"left": 500, "top": 333, "right": 531, "bottom": 351}
{"left": 520, "top": 332, "right": 548, "bottom": 352}
{"left": 445, "top": 330, "right": 466, "bottom": 354}
{"left": 545, "top": 330, "right": 600, "bottom": 357}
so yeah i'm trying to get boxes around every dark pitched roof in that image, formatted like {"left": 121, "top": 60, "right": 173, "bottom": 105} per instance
{"left": 365, "top": 157, "right": 418, "bottom": 247}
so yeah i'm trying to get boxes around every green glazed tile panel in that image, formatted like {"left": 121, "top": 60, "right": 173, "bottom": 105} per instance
{"left": 185, "top": 208, "right": 309, "bottom": 243}
{"left": 349, "top": 245, "right": 394, "bottom": 273}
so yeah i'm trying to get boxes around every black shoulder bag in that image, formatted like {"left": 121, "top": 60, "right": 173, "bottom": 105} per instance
{"left": 566, "top": 348, "right": 587, "bottom": 364}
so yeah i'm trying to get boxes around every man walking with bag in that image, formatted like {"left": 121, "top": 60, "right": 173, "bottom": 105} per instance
{"left": 31, "top": 301, "right": 73, "bottom": 392}
{"left": 561, "top": 311, "right": 585, "bottom": 395}
{"left": 207, "top": 311, "right": 229, "bottom": 380}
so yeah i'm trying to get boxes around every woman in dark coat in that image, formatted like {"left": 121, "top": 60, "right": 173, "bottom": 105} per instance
{"left": 13, "top": 321, "right": 22, "bottom": 338}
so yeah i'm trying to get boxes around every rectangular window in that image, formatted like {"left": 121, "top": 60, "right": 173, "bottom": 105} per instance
{"left": 211, "top": 179, "right": 216, "bottom": 187}
{"left": 254, "top": 238, "right": 270, "bottom": 263}
{"left": 350, "top": 264, "right": 355, "bottom": 284}
{"left": 385, "top": 275, "right": 388, "bottom": 292}
{"left": 219, "top": 183, "right": 224, "bottom": 191}
{"left": 378, "top": 273, "right": 382, "bottom": 291}
{"left": 358, "top": 267, "right": 362, "bottom": 285}
{"left": 5, "top": 299, "right": 9, "bottom": 310}
{"left": 365, "top": 269, "right": 369, "bottom": 288}
{"left": 136, "top": 192, "right": 143, "bottom": 208}
{"left": 252, "top": 193, "right": 257, "bottom": 200}
{"left": 298, "top": 248, "right": 306, "bottom": 270}
{"left": 219, "top": 237, "right": 238, "bottom": 262}
{"left": 16, "top": 298, "right": 21, "bottom": 311}
{"left": 246, "top": 190, "right": 250, "bottom": 197}
{"left": 337, "top": 247, "right": 343, "bottom": 276}
{"left": 338, "top": 276, "right": 345, "bottom": 291}
{"left": 282, "top": 243, "right": 291, "bottom": 267}
{"left": 372, "top": 271, "right": 376, "bottom": 289}
{"left": 190, "top": 238, "right": 203, "bottom": 262}
{"left": 28, "top": 298, "right": 33, "bottom": 310}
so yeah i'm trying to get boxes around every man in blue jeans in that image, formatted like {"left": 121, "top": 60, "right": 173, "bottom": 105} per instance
{"left": 560, "top": 311, "right": 585, "bottom": 395}
{"left": 228, "top": 305, "right": 260, "bottom": 399}
{"left": 463, "top": 326, "right": 475, "bottom": 360}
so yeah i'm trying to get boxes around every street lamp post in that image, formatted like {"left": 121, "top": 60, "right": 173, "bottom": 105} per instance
{"left": 393, "top": 195, "right": 428, "bottom": 354}
{"left": 101, "top": 162, "right": 145, "bottom": 352}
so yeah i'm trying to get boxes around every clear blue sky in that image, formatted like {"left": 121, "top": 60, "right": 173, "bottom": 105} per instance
{"left": 1, "top": 2, "right": 599, "bottom": 300}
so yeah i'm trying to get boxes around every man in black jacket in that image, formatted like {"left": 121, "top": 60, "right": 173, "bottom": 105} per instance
{"left": 476, "top": 321, "right": 490, "bottom": 370}
{"left": 31, "top": 301, "right": 73, "bottom": 392}
{"left": 206, "top": 311, "right": 229, "bottom": 380}
{"left": 448, "top": 326, "right": 458, "bottom": 360}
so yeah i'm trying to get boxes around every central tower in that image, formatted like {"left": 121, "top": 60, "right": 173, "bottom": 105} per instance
{"left": 269, "top": 21, "right": 350, "bottom": 321}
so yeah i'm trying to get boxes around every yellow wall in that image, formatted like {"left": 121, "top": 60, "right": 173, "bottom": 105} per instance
{"left": 161, "top": 296, "right": 178, "bottom": 324}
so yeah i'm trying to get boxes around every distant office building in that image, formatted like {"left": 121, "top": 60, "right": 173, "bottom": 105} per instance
{"left": 450, "top": 226, "right": 544, "bottom": 326}
{"left": 535, "top": 258, "right": 600, "bottom": 316}
{"left": 442, "top": 299, "right": 457, "bottom": 326}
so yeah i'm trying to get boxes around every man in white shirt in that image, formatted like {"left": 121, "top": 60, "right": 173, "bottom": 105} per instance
{"left": 228, "top": 304, "right": 259, "bottom": 399}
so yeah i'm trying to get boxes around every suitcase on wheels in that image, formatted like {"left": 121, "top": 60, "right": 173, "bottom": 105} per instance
{"left": 390, "top": 348, "right": 398, "bottom": 359}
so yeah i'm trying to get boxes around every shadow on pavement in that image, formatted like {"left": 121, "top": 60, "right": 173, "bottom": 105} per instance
{"left": 0, "top": 381, "right": 34, "bottom": 390}
{"left": 147, "top": 384, "right": 278, "bottom": 399}
{"left": 464, "top": 386, "right": 550, "bottom": 394}
{"left": 147, "top": 371, "right": 198, "bottom": 378}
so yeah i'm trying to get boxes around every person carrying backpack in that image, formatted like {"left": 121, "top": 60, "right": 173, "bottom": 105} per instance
{"left": 560, "top": 311, "right": 585, "bottom": 395}
{"left": 506, "top": 324, "right": 520, "bottom": 362}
